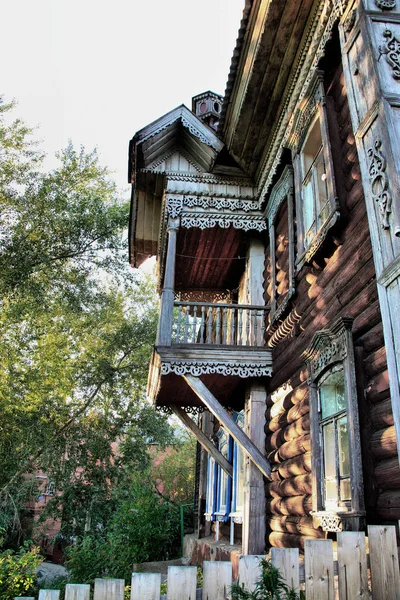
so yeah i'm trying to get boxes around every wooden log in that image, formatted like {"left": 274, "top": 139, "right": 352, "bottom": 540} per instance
{"left": 375, "top": 457, "right": 400, "bottom": 490}
{"left": 368, "top": 525, "right": 400, "bottom": 600}
{"left": 268, "top": 515, "right": 324, "bottom": 538}
{"left": 370, "top": 425, "right": 398, "bottom": 460}
{"left": 370, "top": 397, "right": 394, "bottom": 430}
{"left": 268, "top": 473, "right": 312, "bottom": 498}
{"left": 304, "top": 539, "right": 334, "bottom": 600}
{"left": 359, "top": 322, "right": 384, "bottom": 354}
{"left": 366, "top": 370, "right": 390, "bottom": 405}
{"left": 353, "top": 299, "right": 381, "bottom": 339}
{"left": 337, "top": 532, "right": 369, "bottom": 600}
{"left": 171, "top": 406, "right": 232, "bottom": 477}
{"left": 183, "top": 374, "right": 272, "bottom": 478}
{"left": 131, "top": 573, "right": 161, "bottom": 600}
{"left": 65, "top": 585, "right": 91, "bottom": 600}
{"left": 238, "top": 555, "right": 264, "bottom": 593}
{"left": 202, "top": 561, "right": 232, "bottom": 600}
{"left": 377, "top": 490, "right": 400, "bottom": 520}
{"left": 266, "top": 414, "right": 310, "bottom": 451}
{"left": 167, "top": 567, "right": 197, "bottom": 600}
{"left": 277, "top": 434, "right": 310, "bottom": 461}
{"left": 94, "top": 580, "right": 125, "bottom": 600}
{"left": 364, "top": 347, "right": 387, "bottom": 379}
{"left": 269, "top": 531, "right": 306, "bottom": 549}
{"left": 277, "top": 452, "right": 312, "bottom": 479}
{"left": 268, "top": 494, "right": 312, "bottom": 516}
{"left": 271, "top": 548, "right": 300, "bottom": 593}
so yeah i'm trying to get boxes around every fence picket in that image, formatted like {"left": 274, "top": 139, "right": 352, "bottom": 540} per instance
{"left": 93, "top": 578, "right": 125, "bottom": 600}
{"left": 14, "top": 597, "right": 35, "bottom": 599}
{"left": 238, "top": 555, "right": 265, "bottom": 593}
{"left": 131, "top": 573, "right": 161, "bottom": 600}
{"left": 337, "top": 531, "right": 369, "bottom": 599}
{"left": 38, "top": 592, "right": 60, "bottom": 600}
{"left": 65, "top": 584, "right": 91, "bottom": 600}
{"left": 304, "top": 539, "right": 334, "bottom": 600}
{"left": 167, "top": 566, "right": 197, "bottom": 600}
{"left": 270, "top": 547, "right": 299, "bottom": 593}
{"left": 368, "top": 525, "right": 400, "bottom": 600}
{"left": 202, "top": 561, "right": 232, "bottom": 600}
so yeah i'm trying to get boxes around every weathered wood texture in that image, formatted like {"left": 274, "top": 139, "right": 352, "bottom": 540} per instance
{"left": 131, "top": 573, "right": 161, "bottom": 600}
{"left": 270, "top": 547, "right": 300, "bottom": 592}
{"left": 38, "top": 592, "right": 60, "bottom": 600}
{"left": 237, "top": 555, "right": 265, "bottom": 593}
{"left": 93, "top": 579, "right": 125, "bottom": 600}
{"left": 337, "top": 531, "right": 369, "bottom": 600}
{"left": 264, "top": 61, "right": 393, "bottom": 548}
{"left": 304, "top": 539, "right": 334, "bottom": 599}
{"left": 166, "top": 566, "right": 197, "bottom": 600}
{"left": 202, "top": 561, "right": 232, "bottom": 600}
{"left": 65, "top": 585, "right": 91, "bottom": 600}
{"left": 368, "top": 525, "right": 400, "bottom": 600}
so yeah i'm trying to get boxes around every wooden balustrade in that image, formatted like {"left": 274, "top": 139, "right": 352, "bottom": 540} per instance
{"left": 171, "top": 302, "right": 269, "bottom": 347}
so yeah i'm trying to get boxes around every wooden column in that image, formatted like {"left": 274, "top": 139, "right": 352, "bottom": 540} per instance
{"left": 339, "top": 1, "right": 400, "bottom": 464}
{"left": 242, "top": 382, "right": 267, "bottom": 555}
{"left": 157, "top": 216, "right": 180, "bottom": 346}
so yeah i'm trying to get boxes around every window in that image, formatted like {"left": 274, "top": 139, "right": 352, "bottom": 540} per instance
{"left": 215, "top": 428, "right": 233, "bottom": 521}
{"left": 304, "top": 317, "right": 365, "bottom": 532}
{"left": 291, "top": 71, "right": 339, "bottom": 267}
{"left": 205, "top": 456, "right": 217, "bottom": 521}
{"left": 230, "top": 411, "right": 245, "bottom": 523}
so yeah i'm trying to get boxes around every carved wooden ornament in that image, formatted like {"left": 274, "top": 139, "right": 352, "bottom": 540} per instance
{"left": 367, "top": 139, "right": 392, "bottom": 229}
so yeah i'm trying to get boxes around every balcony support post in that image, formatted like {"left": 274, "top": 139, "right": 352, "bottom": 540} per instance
{"left": 183, "top": 374, "right": 272, "bottom": 480}
{"left": 171, "top": 406, "right": 233, "bottom": 477}
{"left": 157, "top": 216, "right": 180, "bottom": 345}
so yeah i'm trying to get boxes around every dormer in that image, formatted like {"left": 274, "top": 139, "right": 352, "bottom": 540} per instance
{"left": 192, "top": 91, "right": 223, "bottom": 131}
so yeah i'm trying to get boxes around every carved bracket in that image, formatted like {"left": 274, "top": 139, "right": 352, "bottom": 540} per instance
{"left": 302, "top": 317, "right": 353, "bottom": 382}
{"left": 367, "top": 139, "right": 392, "bottom": 229}
{"left": 161, "top": 361, "right": 273, "bottom": 378}
{"left": 375, "top": 0, "right": 396, "bottom": 9}
{"left": 380, "top": 29, "right": 400, "bottom": 80}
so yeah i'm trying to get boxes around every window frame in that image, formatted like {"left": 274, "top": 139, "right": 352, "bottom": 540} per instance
{"left": 214, "top": 428, "right": 233, "bottom": 522}
{"left": 291, "top": 70, "right": 340, "bottom": 268}
{"left": 230, "top": 410, "right": 245, "bottom": 523}
{"left": 205, "top": 455, "right": 217, "bottom": 522}
{"left": 264, "top": 166, "right": 296, "bottom": 325}
{"left": 303, "top": 317, "right": 365, "bottom": 532}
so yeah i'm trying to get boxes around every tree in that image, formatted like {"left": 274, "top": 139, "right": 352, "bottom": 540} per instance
{"left": 154, "top": 430, "right": 197, "bottom": 505}
{"left": 0, "top": 96, "right": 173, "bottom": 545}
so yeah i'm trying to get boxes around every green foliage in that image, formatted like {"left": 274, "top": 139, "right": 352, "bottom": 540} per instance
{"left": 154, "top": 430, "right": 197, "bottom": 504}
{"left": 0, "top": 538, "right": 43, "bottom": 600}
{"left": 66, "top": 475, "right": 181, "bottom": 585}
{"left": 231, "top": 559, "right": 303, "bottom": 600}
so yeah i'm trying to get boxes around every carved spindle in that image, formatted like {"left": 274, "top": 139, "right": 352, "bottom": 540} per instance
{"left": 207, "top": 306, "right": 213, "bottom": 344}
{"left": 260, "top": 310, "right": 265, "bottom": 346}
{"left": 216, "top": 306, "right": 221, "bottom": 344}
{"left": 184, "top": 305, "right": 190, "bottom": 343}
{"left": 176, "top": 304, "right": 183, "bottom": 343}
{"left": 246, "top": 309, "right": 251, "bottom": 346}
{"left": 192, "top": 305, "right": 198, "bottom": 343}
{"left": 231, "top": 307, "right": 236, "bottom": 345}
{"left": 238, "top": 308, "right": 243, "bottom": 345}
{"left": 223, "top": 307, "right": 228, "bottom": 344}
{"left": 200, "top": 305, "right": 205, "bottom": 343}
{"left": 253, "top": 309, "right": 258, "bottom": 346}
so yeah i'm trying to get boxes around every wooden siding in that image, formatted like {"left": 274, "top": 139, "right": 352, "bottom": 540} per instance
{"left": 264, "top": 63, "right": 396, "bottom": 549}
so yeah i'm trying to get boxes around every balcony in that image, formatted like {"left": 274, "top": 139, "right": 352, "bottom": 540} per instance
{"left": 148, "top": 299, "right": 273, "bottom": 409}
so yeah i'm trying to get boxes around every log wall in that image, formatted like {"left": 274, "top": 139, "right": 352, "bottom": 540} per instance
{"left": 263, "top": 59, "right": 397, "bottom": 549}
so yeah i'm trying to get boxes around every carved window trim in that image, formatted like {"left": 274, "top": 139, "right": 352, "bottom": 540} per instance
{"left": 303, "top": 317, "right": 365, "bottom": 532}
{"left": 264, "top": 166, "right": 296, "bottom": 325}
{"left": 291, "top": 71, "right": 340, "bottom": 268}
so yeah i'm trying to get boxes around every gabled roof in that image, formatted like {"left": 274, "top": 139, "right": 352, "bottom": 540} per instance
{"left": 128, "top": 104, "right": 224, "bottom": 183}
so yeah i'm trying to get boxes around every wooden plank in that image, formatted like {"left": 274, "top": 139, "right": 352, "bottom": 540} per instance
{"left": 368, "top": 525, "right": 400, "bottom": 600}
{"left": 14, "top": 597, "right": 35, "bottom": 599}
{"left": 202, "top": 561, "right": 232, "bottom": 600}
{"left": 183, "top": 374, "right": 271, "bottom": 478}
{"left": 238, "top": 555, "right": 264, "bottom": 593}
{"left": 304, "top": 539, "right": 334, "bottom": 600}
{"left": 271, "top": 548, "right": 300, "bottom": 592}
{"left": 38, "top": 592, "right": 60, "bottom": 600}
{"left": 337, "top": 532, "right": 369, "bottom": 600}
{"left": 93, "top": 578, "right": 125, "bottom": 600}
{"left": 131, "top": 573, "right": 161, "bottom": 600}
{"left": 167, "top": 566, "right": 196, "bottom": 600}
{"left": 65, "top": 584, "right": 91, "bottom": 600}
{"left": 171, "top": 406, "right": 232, "bottom": 476}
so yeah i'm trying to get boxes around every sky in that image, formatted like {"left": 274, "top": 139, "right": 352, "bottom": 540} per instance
{"left": 3, "top": 0, "right": 244, "bottom": 194}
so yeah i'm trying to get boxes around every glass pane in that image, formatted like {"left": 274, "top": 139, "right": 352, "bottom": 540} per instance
{"left": 340, "top": 478, "right": 352, "bottom": 501}
{"left": 315, "top": 153, "right": 329, "bottom": 221}
{"left": 338, "top": 416, "right": 350, "bottom": 477}
{"left": 219, "top": 471, "right": 227, "bottom": 511}
{"left": 302, "top": 118, "right": 322, "bottom": 174}
{"left": 303, "top": 180, "right": 315, "bottom": 242}
{"left": 323, "top": 422, "right": 337, "bottom": 505}
{"left": 320, "top": 369, "right": 345, "bottom": 419}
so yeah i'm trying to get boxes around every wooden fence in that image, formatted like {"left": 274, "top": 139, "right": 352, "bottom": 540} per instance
{"left": 18, "top": 525, "right": 400, "bottom": 599}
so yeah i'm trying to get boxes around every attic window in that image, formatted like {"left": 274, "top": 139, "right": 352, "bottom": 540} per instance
{"left": 214, "top": 102, "right": 220, "bottom": 113}
{"left": 199, "top": 102, "right": 207, "bottom": 114}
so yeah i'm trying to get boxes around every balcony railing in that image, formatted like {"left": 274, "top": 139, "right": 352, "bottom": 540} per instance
{"left": 171, "top": 302, "right": 269, "bottom": 347}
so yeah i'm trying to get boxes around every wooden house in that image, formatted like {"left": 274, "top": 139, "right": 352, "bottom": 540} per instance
{"left": 128, "top": 0, "right": 400, "bottom": 560}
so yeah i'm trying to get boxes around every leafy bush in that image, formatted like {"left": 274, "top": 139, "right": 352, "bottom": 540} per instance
{"left": 0, "top": 540, "right": 43, "bottom": 600}
{"left": 231, "top": 559, "right": 304, "bottom": 600}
